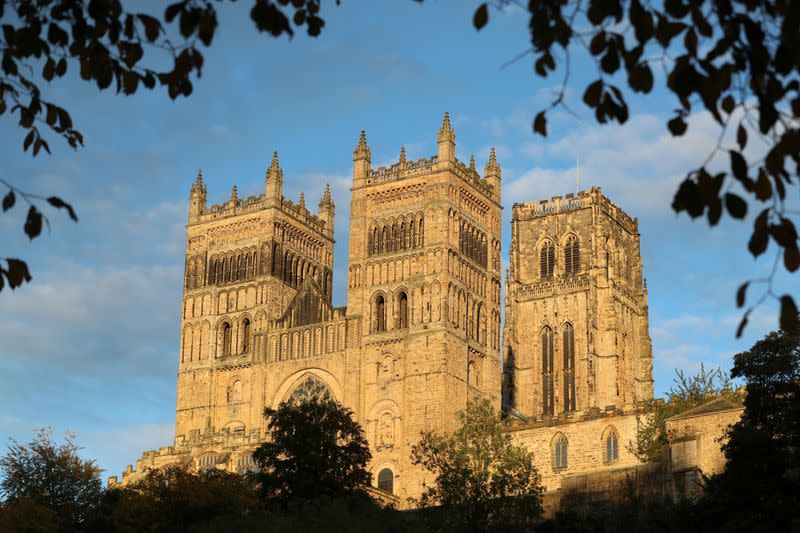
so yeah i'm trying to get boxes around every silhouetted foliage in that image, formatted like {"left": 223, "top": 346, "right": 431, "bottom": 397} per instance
{"left": 0, "top": 428, "right": 102, "bottom": 532}
{"left": 85, "top": 466, "right": 260, "bottom": 533}
{"left": 0, "top": 0, "right": 333, "bottom": 291}
{"left": 253, "top": 398, "right": 372, "bottom": 507}
{"left": 465, "top": 0, "right": 800, "bottom": 336}
{"left": 411, "top": 398, "right": 543, "bottom": 532}
{"left": 699, "top": 328, "right": 800, "bottom": 531}
{"left": 631, "top": 365, "right": 741, "bottom": 463}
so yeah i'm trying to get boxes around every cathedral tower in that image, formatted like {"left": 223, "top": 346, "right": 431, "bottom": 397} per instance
{"left": 347, "top": 113, "right": 503, "bottom": 496}
{"left": 503, "top": 187, "right": 653, "bottom": 418}
{"left": 176, "top": 153, "right": 335, "bottom": 441}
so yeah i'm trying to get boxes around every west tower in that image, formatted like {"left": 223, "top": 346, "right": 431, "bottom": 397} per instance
{"left": 177, "top": 155, "right": 335, "bottom": 441}
{"left": 503, "top": 187, "right": 653, "bottom": 418}
{"left": 347, "top": 114, "right": 503, "bottom": 496}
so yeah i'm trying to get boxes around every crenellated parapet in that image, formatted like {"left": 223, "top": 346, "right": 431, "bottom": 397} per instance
{"left": 512, "top": 187, "right": 638, "bottom": 234}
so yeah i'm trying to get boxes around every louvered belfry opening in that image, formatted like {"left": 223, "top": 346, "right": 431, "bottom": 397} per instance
{"left": 564, "top": 235, "right": 580, "bottom": 275}
{"left": 540, "top": 241, "right": 555, "bottom": 279}
{"left": 563, "top": 323, "right": 576, "bottom": 412}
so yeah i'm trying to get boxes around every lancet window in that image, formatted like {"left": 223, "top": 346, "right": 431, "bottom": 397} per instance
{"left": 564, "top": 234, "right": 580, "bottom": 275}
{"left": 563, "top": 323, "right": 576, "bottom": 412}
{"left": 540, "top": 240, "right": 555, "bottom": 279}
{"left": 459, "top": 221, "right": 488, "bottom": 268}
{"left": 553, "top": 434, "right": 568, "bottom": 472}
{"left": 542, "top": 326, "right": 554, "bottom": 416}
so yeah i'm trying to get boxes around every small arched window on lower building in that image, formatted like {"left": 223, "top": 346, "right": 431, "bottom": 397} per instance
{"left": 552, "top": 433, "right": 568, "bottom": 472}
{"left": 603, "top": 426, "right": 620, "bottom": 464}
{"left": 377, "top": 468, "right": 394, "bottom": 494}
{"left": 221, "top": 322, "right": 232, "bottom": 357}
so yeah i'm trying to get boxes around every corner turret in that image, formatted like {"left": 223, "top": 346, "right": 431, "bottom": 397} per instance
{"left": 437, "top": 111, "right": 455, "bottom": 167}
{"left": 353, "top": 130, "right": 371, "bottom": 188}
{"left": 189, "top": 169, "right": 207, "bottom": 223}
{"left": 266, "top": 151, "right": 283, "bottom": 201}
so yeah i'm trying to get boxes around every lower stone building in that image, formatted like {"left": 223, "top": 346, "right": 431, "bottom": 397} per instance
{"left": 110, "top": 116, "right": 741, "bottom": 509}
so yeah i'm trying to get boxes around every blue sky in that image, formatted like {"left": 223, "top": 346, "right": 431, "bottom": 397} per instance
{"left": 0, "top": 1, "right": 792, "bottom": 480}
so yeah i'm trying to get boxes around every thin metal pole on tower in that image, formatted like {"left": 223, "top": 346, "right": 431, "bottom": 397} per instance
{"left": 576, "top": 157, "right": 580, "bottom": 195}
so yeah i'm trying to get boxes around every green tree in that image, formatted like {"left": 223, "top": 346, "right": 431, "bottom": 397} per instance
{"left": 631, "top": 365, "right": 741, "bottom": 463}
{"left": 411, "top": 398, "right": 543, "bottom": 532}
{"left": 0, "top": 428, "right": 103, "bottom": 532}
{"left": 700, "top": 329, "right": 800, "bottom": 531}
{"left": 253, "top": 398, "right": 372, "bottom": 507}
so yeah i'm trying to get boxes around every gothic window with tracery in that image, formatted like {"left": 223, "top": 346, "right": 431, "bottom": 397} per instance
{"left": 604, "top": 427, "right": 620, "bottom": 464}
{"left": 553, "top": 434, "right": 568, "bottom": 472}
{"left": 564, "top": 234, "right": 580, "bottom": 275}
{"left": 540, "top": 241, "right": 555, "bottom": 279}
{"left": 542, "top": 326, "right": 554, "bottom": 415}
{"left": 563, "top": 323, "right": 576, "bottom": 412}
{"left": 286, "top": 375, "right": 333, "bottom": 404}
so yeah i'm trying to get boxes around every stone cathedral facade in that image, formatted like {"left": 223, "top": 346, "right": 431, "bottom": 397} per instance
{"left": 111, "top": 114, "right": 734, "bottom": 505}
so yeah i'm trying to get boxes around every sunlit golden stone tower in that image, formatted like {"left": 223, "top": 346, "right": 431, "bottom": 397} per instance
{"left": 347, "top": 113, "right": 503, "bottom": 496}
{"left": 177, "top": 153, "right": 335, "bottom": 441}
{"left": 503, "top": 187, "right": 653, "bottom": 419}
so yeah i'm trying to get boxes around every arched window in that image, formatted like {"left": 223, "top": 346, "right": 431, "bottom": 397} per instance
{"left": 199, "top": 453, "right": 218, "bottom": 471}
{"left": 540, "top": 241, "right": 555, "bottom": 279}
{"left": 542, "top": 326, "right": 554, "bottom": 416}
{"left": 376, "top": 295, "right": 386, "bottom": 333}
{"left": 565, "top": 235, "right": 580, "bottom": 275}
{"left": 398, "top": 292, "right": 408, "bottom": 329}
{"left": 383, "top": 226, "right": 390, "bottom": 254}
{"left": 286, "top": 374, "right": 333, "bottom": 404}
{"left": 604, "top": 427, "right": 620, "bottom": 464}
{"left": 563, "top": 323, "right": 576, "bottom": 412}
{"left": 553, "top": 434, "right": 568, "bottom": 472}
{"left": 241, "top": 318, "right": 251, "bottom": 353}
{"left": 227, "top": 380, "right": 243, "bottom": 403}
{"left": 222, "top": 322, "right": 232, "bottom": 356}
{"left": 377, "top": 468, "right": 394, "bottom": 494}
{"left": 208, "top": 258, "right": 216, "bottom": 286}
{"left": 368, "top": 226, "right": 375, "bottom": 256}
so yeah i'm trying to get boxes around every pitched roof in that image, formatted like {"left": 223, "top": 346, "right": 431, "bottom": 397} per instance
{"left": 667, "top": 396, "right": 744, "bottom": 421}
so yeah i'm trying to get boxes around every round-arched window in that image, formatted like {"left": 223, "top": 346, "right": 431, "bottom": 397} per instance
{"left": 377, "top": 468, "right": 394, "bottom": 494}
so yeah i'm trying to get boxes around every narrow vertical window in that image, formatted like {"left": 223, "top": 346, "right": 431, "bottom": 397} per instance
{"left": 242, "top": 318, "right": 251, "bottom": 353}
{"left": 565, "top": 235, "right": 580, "bottom": 275}
{"left": 553, "top": 434, "right": 568, "bottom": 472}
{"left": 222, "top": 322, "right": 232, "bottom": 357}
{"left": 540, "top": 241, "right": 555, "bottom": 279}
{"left": 604, "top": 428, "right": 620, "bottom": 464}
{"left": 376, "top": 295, "right": 386, "bottom": 333}
{"left": 398, "top": 292, "right": 408, "bottom": 329}
{"left": 542, "top": 326, "right": 554, "bottom": 415}
{"left": 563, "top": 323, "right": 576, "bottom": 412}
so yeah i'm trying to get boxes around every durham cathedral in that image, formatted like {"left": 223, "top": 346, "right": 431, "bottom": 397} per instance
{"left": 110, "top": 114, "right": 742, "bottom": 506}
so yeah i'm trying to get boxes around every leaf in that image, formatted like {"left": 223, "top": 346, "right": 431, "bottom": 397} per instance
{"left": 721, "top": 95, "right": 734, "bottom": 114}
{"left": 754, "top": 169, "right": 772, "bottom": 201}
{"left": 2, "top": 190, "right": 14, "bottom": 211}
{"left": 729, "top": 150, "right": 748, "bottom": 183}
{"left": 47, "top": 196, "right": 78, "bottom": 221}
{"left": 736, "top": 311, "right": 749, "bottom": 338}
{"left": 779, "top": 295, "right": 799, "bottom": 335}
{"left": 737, "top": 126, "right": 747, "bottom": 153}
{"left": 23, "top": 130, "right": 35, "bottom": 152}
{"left": 165, "top": 2, "right": 184, "bottom": 22}
{"left": 748, "top": 227, "right": 768, "bottom": 257}
{"left": 725, "top": 193, "right": 747, "bottom": 219}
{"left": 667, "top": 116, "right": 687, "bottom": 136}
{"left": 736, "top": 282, "right": 748, "bottom": 308}
{"left": 583, "top": 80, "right": 603, "bottom": 107}
{"left": 785, "top": 244, "right": 800, "bottom": 273}
{"left": 473, "top": 3, "right": 488, "bottom": 30}
{"left": 533, "top": 112, "right": 547, "bottom": 137}
{"left": 43, "top": 57, "right": 55, "bottom": 81}
{"left": 4, "top": 258, "right": 32, "bottom": 289}
{"left": 24, "top": 205, "right": 43, "bottom": 239}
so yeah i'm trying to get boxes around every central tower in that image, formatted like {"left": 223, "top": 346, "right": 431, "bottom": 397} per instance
{"left": 347, "top": 114, "right": 503, "bottom": 496}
